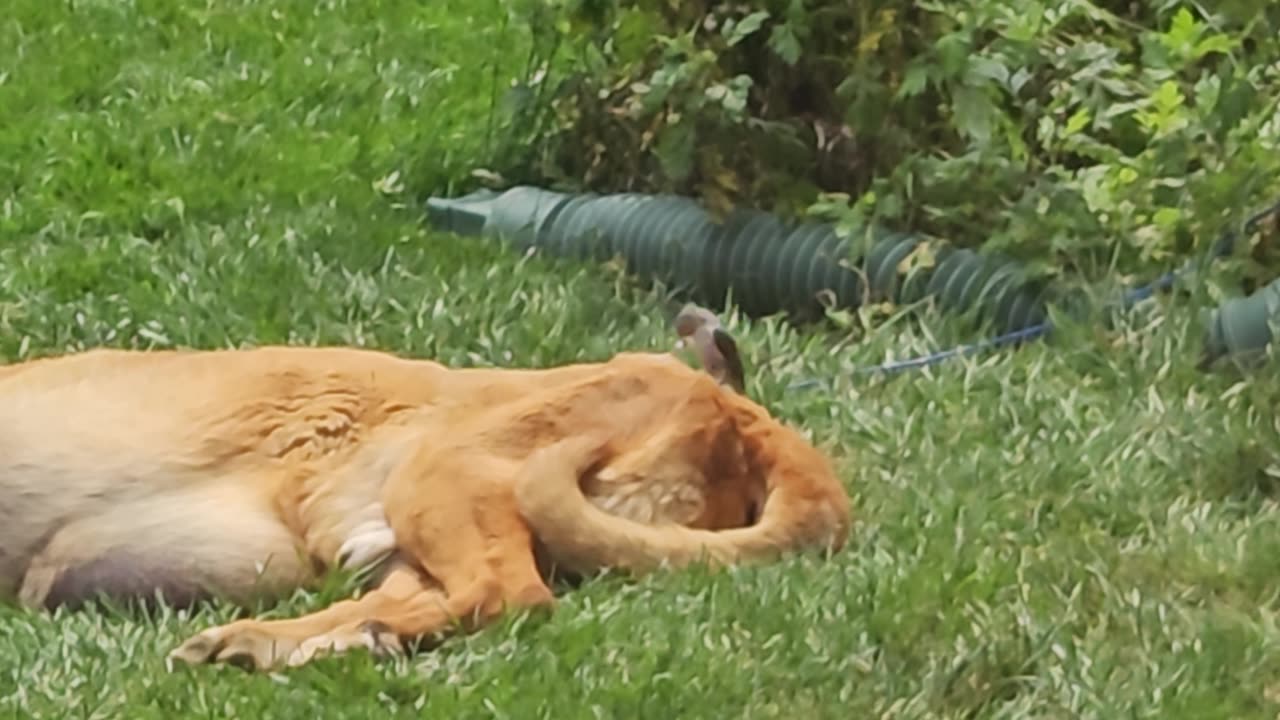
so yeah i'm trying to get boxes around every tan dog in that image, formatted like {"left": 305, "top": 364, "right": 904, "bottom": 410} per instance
{"left": 0, "top": 345, "right": 850, "bottom": 671}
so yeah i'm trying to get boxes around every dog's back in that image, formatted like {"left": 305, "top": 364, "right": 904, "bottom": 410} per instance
{"left": 0, "top": 346, "right": 447, "bottom": 606}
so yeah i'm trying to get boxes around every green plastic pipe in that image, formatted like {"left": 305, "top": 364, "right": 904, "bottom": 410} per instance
{"left": 1201, "top": 276, "right": 1280, "bottom": 366}
{"left": 425, "top": 185, "right": 1052, "bottom": 332}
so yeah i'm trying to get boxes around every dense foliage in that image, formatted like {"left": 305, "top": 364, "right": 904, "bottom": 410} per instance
{"left": 493, "top": 0, "right": 1280, "bottom": 286}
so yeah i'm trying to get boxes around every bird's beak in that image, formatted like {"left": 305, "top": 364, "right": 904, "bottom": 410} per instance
{"left": 673, "top": 338, "right": 687, "bottom": 351}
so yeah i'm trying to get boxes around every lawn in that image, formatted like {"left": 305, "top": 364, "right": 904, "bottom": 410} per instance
{"left": 3, "top": 1, "right": 1280, "bottom": 718}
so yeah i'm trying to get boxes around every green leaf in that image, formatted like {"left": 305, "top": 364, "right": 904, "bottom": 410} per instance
{"left": 1008, "top": 67, "right": 1032, "bottom": 95}
{"left": 1193, "top": 74, "right": 1221, "bottom": 113}
{"left": 1192, "top": 33, "right": 1237, "bottom": 59}
{"left": 1162, "top": 7, "right": 1201, "bottom": 52}
{"left": 613, "top": 8, "right": 659, "bottom": 64}
{"left": 719, "top": 74, "right": 753, "bottom": 116}
{"left": 1153, "top": 206, "right": 1181, "bottom": 229}
{"left": 934, "top": 32, "right": 971, "bottom": 79}
{"left": 768, "top": 23, "right": 801, "bottom": 65}
{"left": 897, "top": 63, "right": 930, "bottom": 99}
{"left": 725, "top": 11, "right": 770, "bottom": 47}
{"left": 951, "top": 85, "right": 995, "bottom": 143}
{"left": 967, "top": 56, "right": 1009, "bottom": 87}
{"left": 1064, "top": 108, "right": 1091, "bottom": 136}
{"left": 654, "top": 120, "right": 696, "bottom": 182}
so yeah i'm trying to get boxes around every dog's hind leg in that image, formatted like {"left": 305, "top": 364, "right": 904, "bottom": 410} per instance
{"left": 169, "top": 446, "right": 557, "bottom": 671}
{"left": 19, "top": 483, "right": 315, "bottom": 612}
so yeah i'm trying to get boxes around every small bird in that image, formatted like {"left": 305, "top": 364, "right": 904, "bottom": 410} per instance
{"left": 673, "top": 303, "right": 747, "bottom": 394}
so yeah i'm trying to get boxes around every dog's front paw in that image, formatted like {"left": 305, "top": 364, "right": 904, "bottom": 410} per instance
{"left": 168, "top": 618, "right": 401, "bottom": 672}
{"left": 169, "top": 620, "right": 302, "bottom": 672}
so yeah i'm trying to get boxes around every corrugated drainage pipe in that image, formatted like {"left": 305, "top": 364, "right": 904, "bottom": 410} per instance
{"left": 426, "top": 185, "right": 1055, "bottom": 335}
{"left": 1201, "top": 277, "right": 1280, "bottom": 367}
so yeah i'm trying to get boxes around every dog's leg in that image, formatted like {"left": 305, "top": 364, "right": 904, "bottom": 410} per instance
{"left": 170, "top": 447, "right": 556, "bottom": 671}
{"left": 284, "top": 515, "right": 553, "bottom": 670}
{"left": 168, "top": 557, "right": 442, "bottom": 670}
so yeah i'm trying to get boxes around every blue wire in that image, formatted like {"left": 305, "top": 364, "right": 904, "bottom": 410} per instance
{"left": 784, "top": 199, "right": 1280, "bottom": 391}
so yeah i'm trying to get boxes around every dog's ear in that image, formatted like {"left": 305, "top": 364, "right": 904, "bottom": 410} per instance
{"left": 710, "top": 327, "right": 747, "bottom": 395}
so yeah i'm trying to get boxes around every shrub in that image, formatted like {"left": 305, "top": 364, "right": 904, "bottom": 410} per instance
{"left": 490, "top": 0, "right": 1280, "bottom": 285}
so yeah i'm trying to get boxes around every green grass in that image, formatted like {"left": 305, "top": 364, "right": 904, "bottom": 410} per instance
{"left": 4, "top": 1, "right": 1280, "bottom": 718}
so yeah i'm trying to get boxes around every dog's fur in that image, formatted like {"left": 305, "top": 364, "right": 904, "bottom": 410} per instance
{"left": 0, "top": 345, "right": 850, "bottom": 670}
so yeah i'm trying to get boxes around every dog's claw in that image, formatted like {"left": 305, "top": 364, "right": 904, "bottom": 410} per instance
{"left": 336, "top": 523, "right": 398, "bottom": 570}
{"left": 218, "top": 647, "right": 261, "bottom": 673}
{"left": 285, "top": 621, "right": 403, "bottom": 667}
{"left": 167, "top": 634, "right": 218, "bottom": 667}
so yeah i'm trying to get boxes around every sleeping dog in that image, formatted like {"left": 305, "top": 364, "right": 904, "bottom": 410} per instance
{"left": 0, "top": 343, "right": 849, "bottom": 671}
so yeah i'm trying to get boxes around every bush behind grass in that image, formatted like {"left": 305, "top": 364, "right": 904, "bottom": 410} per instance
{"left": 496, "top": 0, "right": 1280, "bottom": 287}
{"left": 4, "top": 1, "right": 1280, "bottom": 718}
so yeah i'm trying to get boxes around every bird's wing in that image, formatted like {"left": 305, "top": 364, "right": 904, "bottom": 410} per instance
{"left": 711, "top": 327, "right": 747, "bottom": 395}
